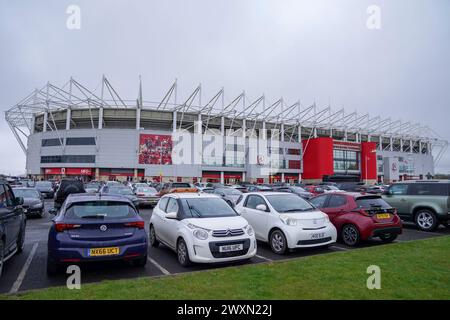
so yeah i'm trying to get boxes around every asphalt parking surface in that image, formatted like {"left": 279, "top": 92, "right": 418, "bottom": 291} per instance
{"left": 0, "top": 199, "right": 449, "bottom": 294}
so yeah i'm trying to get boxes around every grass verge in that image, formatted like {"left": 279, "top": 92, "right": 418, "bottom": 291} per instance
{"left": 3, "top": 236, "right": 449, "bottom": 300}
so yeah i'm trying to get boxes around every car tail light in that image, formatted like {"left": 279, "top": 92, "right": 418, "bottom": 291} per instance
{"left": 353, "top": 209, "right": 370, "bottom": 217}
{"left": 55, "top": 223, "right": 81, "bottom": 232}
{"left": 124, "top": 221, "right": 145, "bottom": 229}
{"left": 137, "top": 193, "right": 145, "bottom": 196}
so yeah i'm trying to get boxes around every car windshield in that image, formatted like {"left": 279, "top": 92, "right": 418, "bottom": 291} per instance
{"left": 355, "top": 197, "right": 391, "bottom": 209}
{"left": 108, "top": 187, "right": 134, "bottom": 195}
{"left": 181, "top": 198, "right": 237, "bottom": 218}
{"left": 265, "top": 194, "right": 314, "bottom": 213}
{"left": 136, "top": 187, "right": 157, "bottom": 193}
{"left": 13, "top": 189, "right": 40, "bottom": 199}
{"left": 35, "top": 181, "right": 52, "bottom": 188}
{"left": 216, "top": 188, "right": 242, "bottom": 195}
{"left": 65, "top": 201, "right": 137, "bottom": 219}
{"left": 290, "top": 186, "right": 307, "bottom": 192}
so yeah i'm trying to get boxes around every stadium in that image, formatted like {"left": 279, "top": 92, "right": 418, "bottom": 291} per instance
{"left": 4, "top": 76, "right": 448, "bottom": 184}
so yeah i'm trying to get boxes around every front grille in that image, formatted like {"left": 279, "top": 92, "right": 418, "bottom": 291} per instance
{"left": 212, "top": 228, "right": 244, "bottom": 237}
{"left": 297, "top": 237, "right": 332, "bottom": 245}
{"left": 209, "top": 239, "right": 250, "bottom": 258}
{"left": 303, "top": 226, "right": 326, "bottom": 231}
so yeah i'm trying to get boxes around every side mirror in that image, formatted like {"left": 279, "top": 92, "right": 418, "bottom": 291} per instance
{"left": 15, "top": 197, "right": 24, "bottom": 206}
{"left": 256, "top": 204, "right": 268, "bottom": 212}
{"left": 48, "top": 208, "right": 58, "bottom": 215}
{"left": 165, "top": 211, "right": 178, "bottom": 219}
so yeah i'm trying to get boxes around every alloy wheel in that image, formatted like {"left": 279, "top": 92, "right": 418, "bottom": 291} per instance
{"left": 270, "top": 231, "right": 286, "bottom": 254}
{"left": 177, "top": 240, "right": 187, "bottom": 265}
{"left": 342, "top": 225, "right": 359, "bottom": 246}
{"left": 417, "top": 212, "right": 434, "bottom": 230}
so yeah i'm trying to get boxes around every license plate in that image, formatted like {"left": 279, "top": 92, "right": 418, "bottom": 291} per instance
{"left": 376, "top": 213, "right": 391, "bottom": 219}
{"left": 219, "top": 244, "right": 243, "bottom": 252}
{"left": 310, "top": 232, "right": 325, "bottom": 239}
{"left": 88, "top": 247, "right": 120, "bottom": 257}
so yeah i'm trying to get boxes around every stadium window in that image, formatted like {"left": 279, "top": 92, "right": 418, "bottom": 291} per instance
{"left": 41, "top": 138, "right": 63, "bottom": 147}
{"left": 66, "top": 137, "right": 96, "bottom": 146}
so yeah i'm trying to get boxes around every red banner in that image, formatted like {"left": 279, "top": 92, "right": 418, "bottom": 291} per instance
{"left": 43, "top": 168, "right": 92, "bottom": 176}
{"left": 138, "top": 134, "right": 173, "bottom": 165}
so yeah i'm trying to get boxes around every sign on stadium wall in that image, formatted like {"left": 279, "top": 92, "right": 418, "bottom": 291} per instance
{"left": 138, "top": 134, "right": 173, "bottom": 165}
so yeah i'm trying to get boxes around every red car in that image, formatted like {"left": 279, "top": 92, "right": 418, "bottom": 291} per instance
{"left": 309, "top": 192, "right": 402, "bottom": 246}
{"left": 304, "top": 185, "right": 326, "bottom": 195}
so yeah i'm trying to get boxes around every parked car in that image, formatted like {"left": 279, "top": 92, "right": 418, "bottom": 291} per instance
{"left": 229, "top": 185, "right": 248, "bottom": 193}
{"left": 84, "top": 181, "right": 101, "bottom": 194}
{"left": 366, "top": 185, "right": 386, "bottom": 194}
{"left": 159, "top": 182, "right": 198, "bottom": 196}
{"left": 54, "top": 179, "right": 86, "bottom": 210}
{"left": 336, "top": 182, "right": 368, "bottom": 192}
{"left": 310, "top": 193, "right": 402, "bottom": 246}
{"left": 132, "top": 183, "right": 149, "bottom": 192}
{"left": 382, "top": 180, "right": 450, "bottom": 231}
{"left": 35, "top": 181, "right": 55, "bottom": 199}
{"left": 0, "top": 181, "right": 26, "bottom": 277}
{"left": 273, "top": 186, "right": 314, "bottom": 200}
{"left": 235, "top": 192, "right": 336, "bottom": 254}
{"left": 11, "top": 188, "right": 45, "bottom": 218}
{"left": 149, "top": 193, "right": 256, "bottom": 266}
{"left": 100, "top": 186, "right": 141, "bottom": 208}
{"left": 246, "top": 185, "right": 273, "bottom": 192}
{"left": 46, "top": 193, "right": 147, "bottom": 274}
{"left": 303, "top": 185, "right": 327, "bottom": 196}
{"left": 134, "top": 186, "right": 160, "bottom": 207}
{"left": 203, "top": 187, "right": 243, "bottom": 207}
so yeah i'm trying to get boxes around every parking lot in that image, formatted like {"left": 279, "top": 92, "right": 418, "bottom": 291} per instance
{"left": 1, "top": 198, "right": 449, "bottom": 294}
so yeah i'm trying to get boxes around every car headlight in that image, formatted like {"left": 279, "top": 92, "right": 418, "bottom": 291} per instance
{"left": 280, "top": 215, "right": 299, "bottom": 226}
{"left": 193, "top": 228, "right": 209, "bottom": 240}
{"left": 32, "top": 203, "right": 43, "bottom": 209}
{"left": 246, "top": 225, "right": 254, "bottom": 236}
{"left": 188, "top": 223, "right": 210, "bottom": 240}
{"left": 323, "top": 215, "right": 330, "bottom": 223}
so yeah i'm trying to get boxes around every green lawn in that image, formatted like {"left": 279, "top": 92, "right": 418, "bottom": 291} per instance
{"left": 3, "top": 236, "right": 450, "bottom": 300}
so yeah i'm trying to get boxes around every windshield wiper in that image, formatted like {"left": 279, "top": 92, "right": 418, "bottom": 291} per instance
{"left": 188, "top": 206, "right": 202, "bottom": 218}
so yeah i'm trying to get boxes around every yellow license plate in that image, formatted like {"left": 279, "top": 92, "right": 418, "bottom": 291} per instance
{"left": 376, "top": 214, "right": 391, "bottom": 219}
{"left": 88, "top": 247, "right": 120, "bottom": 257}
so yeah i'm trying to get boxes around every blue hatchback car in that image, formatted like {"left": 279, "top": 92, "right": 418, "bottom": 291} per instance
{"left": 47, "top": 193, "right": 148, "bottom": 274}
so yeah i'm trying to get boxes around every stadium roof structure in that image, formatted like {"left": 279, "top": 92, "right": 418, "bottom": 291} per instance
{"left": 5, "top": 76, "right": 448, "bottom": 166}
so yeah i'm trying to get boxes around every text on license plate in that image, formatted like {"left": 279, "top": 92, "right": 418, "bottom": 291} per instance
{"left": 88, "top": 247, "right": 120, "bottom": 256}
{"left": 219, "top": 244, "right": 243, "bottom": 252}
{"left": 376, "top": 214, "right": 391, "bottom": 219}
{"left": 310, "top": 232, "right": 325, "bottom": 239}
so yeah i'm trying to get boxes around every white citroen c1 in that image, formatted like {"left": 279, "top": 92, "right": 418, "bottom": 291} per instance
{"left": 235, "top": 192, "right": 337, "bottom": 254}
{"left": 149, "top": 192, "right": 257, "bottom": 266}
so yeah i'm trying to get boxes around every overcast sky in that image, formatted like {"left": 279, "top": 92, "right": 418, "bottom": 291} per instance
{"left": 1, "top": 0, "right": 449, "bottom": 175}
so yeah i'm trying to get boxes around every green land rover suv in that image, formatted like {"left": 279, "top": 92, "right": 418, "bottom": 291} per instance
{"left": 383, "top": 180, "right": 450, "bottom": 231}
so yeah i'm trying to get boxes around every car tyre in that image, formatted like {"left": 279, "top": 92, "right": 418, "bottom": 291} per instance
{"left": 46, "top": 256, "right": 61, "bottom": 275}
{"left": 341, "top": 224, "right": 360, "bottom": 247}
{"left": 0, "top": 240, "right": 4, "bottom": 278}
{"left": 149, "top": 225, "right": 159, "bottom": 247}
{"left": 415, "top": 209, "right": 438, "bottom": 231}
{"left": 177, "top": 238, "right": 192, "bottom": 267}
{"left": 16, "top": 221, "right": 26, "bottom": 253}
{"left": 379, "top": 233, "right": 397, "bottom": 243}
{"left": 132, "top": 255, "right": 147, "bottom": 267}
{"left": 269, "top": 229, "right": 288, "bottom": 255}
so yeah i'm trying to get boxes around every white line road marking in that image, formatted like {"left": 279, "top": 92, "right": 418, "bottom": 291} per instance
{"left": 148, "top": 257, "right": 171, "bottom": 275}
{"left": 9, "top": 242, "right": 39, "bottom": 294}
{"left": 255, "top": 254, "right": 273, "bottom": 262}
{"left": 330, "top": 245, "right": 350, "bottom": 251}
